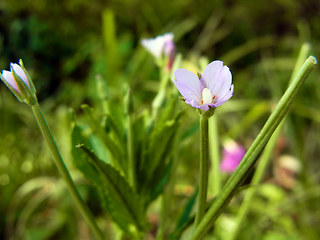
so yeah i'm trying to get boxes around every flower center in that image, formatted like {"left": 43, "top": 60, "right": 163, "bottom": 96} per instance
{"left": 201, "top": 88, "right": 216, "bottom": 105}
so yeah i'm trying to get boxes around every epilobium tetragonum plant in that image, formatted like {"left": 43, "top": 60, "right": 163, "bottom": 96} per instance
{"left": 172, "top": 60, "right": 234, "bottom": 227}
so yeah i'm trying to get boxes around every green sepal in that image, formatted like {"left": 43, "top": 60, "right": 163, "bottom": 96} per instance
{"left": 19, "top": 59, "right": 37, "bottom": 96}
{"left": 201, "top": 106, "right": 215, "bottom": 119}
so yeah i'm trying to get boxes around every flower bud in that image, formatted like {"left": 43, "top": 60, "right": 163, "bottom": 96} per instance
{"left": 0, "top": 59, "right": 37, "bottom": 105}
{"left": 141, "top": 33, "right": 175, "bottom": 71}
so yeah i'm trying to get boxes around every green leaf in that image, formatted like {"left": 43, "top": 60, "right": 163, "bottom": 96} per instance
{"left": 78, "top": 144, "right": 147, "bottom": 236}
{"left": 138, "top": 113, "right": 181, "bottom": 205}
{"left": 103, "top": 113, "right": 125, "bottom": 146}
{"left": 81, "top": 104, "right": 125, "bottom": 170}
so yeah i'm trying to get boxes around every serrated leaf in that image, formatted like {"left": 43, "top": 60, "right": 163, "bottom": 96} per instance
{"left": 78, "top": 145, "right": 147, "bottom": 235}
{"left": 82, "top": 104, "right": 125, "bottom": 169}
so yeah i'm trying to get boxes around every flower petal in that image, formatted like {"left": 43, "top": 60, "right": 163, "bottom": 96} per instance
{"left": 198, "top": 104, "right": 210, "bottom": 111}
{"left": 214, "top": 84, "right": 234, "bottom": 107}
{"left": 214, "top": 65, "right": 232, "bottom": 98}
{"left": 200, "top": 60, "right": 223, "bottom": 89}
{"left": 185, "top": 99, "right": 201, "bottom": 109}
{"left": 201, "top": 61, "right": 232, "bottom": 98}
{"left": 11, "top": 63, "right": 29, "bottom": 86}
{"left": 1, "top": 70, "right": 20, "bottom": 93}
{"left": 173, "top": 69, "right": 203, "bottom": 103}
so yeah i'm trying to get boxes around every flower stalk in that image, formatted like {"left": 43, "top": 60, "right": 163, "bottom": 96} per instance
{"left": 194, "top": 114, "right": 209, "bottom": 226}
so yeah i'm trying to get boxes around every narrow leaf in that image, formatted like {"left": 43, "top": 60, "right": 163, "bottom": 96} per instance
{"left": 78, "top": 145, "right": 147, "bottom": 235}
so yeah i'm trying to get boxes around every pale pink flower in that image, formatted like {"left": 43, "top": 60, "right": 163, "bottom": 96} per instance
{"left": 220, "top": 141, "right": 246, "bottom": 173}
{"left": 172, "top": 60, "right": 233, "bottom": 111}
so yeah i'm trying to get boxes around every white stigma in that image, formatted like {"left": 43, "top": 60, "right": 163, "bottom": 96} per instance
{"left": 201, "top": 88, "right": 213, "bottom": 105}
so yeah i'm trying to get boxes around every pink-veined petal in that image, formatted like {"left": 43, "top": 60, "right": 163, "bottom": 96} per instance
{"left": 1, "top": 70, "right": 20, "bottom": 93}
{"left": 173, "top": 69, "right": 203, "bottom": 103}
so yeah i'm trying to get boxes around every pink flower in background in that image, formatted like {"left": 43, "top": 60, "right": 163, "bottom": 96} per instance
{"left": 220, "top": 141, "right": 246, "bottom": 173}
{"left": 172, "top": 60, "right": 233, "bottom": 111}
{"left": 141, "top": 33, "right": 174, "bottom": 59}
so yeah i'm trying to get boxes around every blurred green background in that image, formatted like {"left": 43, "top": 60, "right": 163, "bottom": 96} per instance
{"left": 1, "top": 0, "right": 320, "bottom": 239}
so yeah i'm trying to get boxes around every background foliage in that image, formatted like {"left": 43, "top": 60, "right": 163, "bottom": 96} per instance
{"left": 1, "top": 0, "right": 320, "bottom": 239}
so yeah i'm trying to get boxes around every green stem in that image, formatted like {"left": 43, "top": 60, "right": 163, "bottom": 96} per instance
{"left": 31, "top": 103, "right": 105, "bottom": 240}
{"left": 209, "top": 115, "right": 221, "bottom": 196}
{"left": 194, "top": 115, "right": 209, "bottom": 226}
{"left": 191, "top": 56, "right": 317, "bottom": 240}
